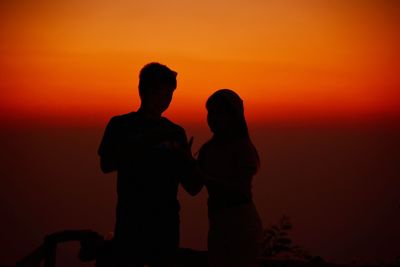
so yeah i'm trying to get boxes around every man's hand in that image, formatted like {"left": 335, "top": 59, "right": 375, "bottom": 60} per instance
{"left": 179, "top": 136, "right": 204, "bottom": 196}
{"left": 177, "top": 136, "right": 195, "bottom": 162}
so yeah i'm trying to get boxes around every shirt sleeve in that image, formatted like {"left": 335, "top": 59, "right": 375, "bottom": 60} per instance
{"left": 98, "top": 117, "right": 118, "bottom": 158}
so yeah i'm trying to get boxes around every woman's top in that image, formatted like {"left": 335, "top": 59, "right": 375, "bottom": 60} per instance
{"left": 198, "top": 137, "right": 259, "bottom": 213}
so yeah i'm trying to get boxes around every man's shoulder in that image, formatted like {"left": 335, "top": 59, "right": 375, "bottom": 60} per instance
{"left": 103, "top": 113, "right": 139, "bottom": 135}
{"left": 109, "top": 112, "right": 137, "bottom": 125}
{"left": 161, "top": 117, "right": 185, "bottom": 133}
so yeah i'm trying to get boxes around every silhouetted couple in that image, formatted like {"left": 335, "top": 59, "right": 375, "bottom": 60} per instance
{"left": 98, "top": 62, "right": 262, "bottom": 267}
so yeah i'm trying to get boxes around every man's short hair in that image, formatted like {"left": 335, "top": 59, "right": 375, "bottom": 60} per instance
{"left": 139, "top": 62, "right": 177, "bottom": 96}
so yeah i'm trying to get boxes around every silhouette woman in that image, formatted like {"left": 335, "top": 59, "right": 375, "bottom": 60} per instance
{"left": 198, "top": 89, "right": 263, "bottom": 267}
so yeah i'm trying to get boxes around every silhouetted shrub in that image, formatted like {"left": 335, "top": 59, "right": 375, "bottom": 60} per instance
{"left": 261, "top": 216, "right": 321, "bottom": 262}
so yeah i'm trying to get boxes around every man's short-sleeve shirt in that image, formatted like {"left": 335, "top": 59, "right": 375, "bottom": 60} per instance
{"left": 98, "top": 112, "right": 187, "bottom": 215}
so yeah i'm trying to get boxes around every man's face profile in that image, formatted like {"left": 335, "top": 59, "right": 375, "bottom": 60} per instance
{"left": 142, "top": 84, "right": 175, "bottom": 115}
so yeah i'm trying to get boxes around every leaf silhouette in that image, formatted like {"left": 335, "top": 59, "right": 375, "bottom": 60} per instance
{"left": 277, "top": 237, "right": 292, "bottom": 246}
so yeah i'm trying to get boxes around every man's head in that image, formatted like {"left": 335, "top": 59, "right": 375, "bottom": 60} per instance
{"left": 138, "top": 62, "right": 177, "bottom": 116}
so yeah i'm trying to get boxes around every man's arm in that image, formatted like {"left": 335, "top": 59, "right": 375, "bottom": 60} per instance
{"left": 177, "top": 135, "right": 203, "bottom": 196}
{"left": 98, "top": 117, "right": 118, "bottom": 174}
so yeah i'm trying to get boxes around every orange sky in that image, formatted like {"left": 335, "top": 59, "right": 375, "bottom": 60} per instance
{"left": 1, "top": 0, "right": 399, "bottom": 127}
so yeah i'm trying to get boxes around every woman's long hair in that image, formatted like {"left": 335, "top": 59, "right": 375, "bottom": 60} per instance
{"left": 206, "top": 89, "right": 260, "bottom": 169}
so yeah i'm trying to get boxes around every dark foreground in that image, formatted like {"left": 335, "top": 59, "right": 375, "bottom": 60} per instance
{"left": 1, "top": 230, "right": 397, "bottom": 267}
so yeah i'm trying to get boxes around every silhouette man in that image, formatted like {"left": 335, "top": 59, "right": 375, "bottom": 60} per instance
{"left": 98, "top": 62, "right": 202, "bottom": 267}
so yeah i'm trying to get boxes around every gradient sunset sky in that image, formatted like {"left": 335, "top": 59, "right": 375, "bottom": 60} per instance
{"left": 1, "top": 1, "right": 400, "bottom": 265}
{"left": 1, "top": 0, "right": 399, "bottom": 127}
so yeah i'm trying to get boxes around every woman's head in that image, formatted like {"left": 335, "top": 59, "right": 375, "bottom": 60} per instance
{"left": 206, "top": 89, "right": 260, "bottom": 170}
{"left": 206, "top": 89, "right": 249, "bottom": 139}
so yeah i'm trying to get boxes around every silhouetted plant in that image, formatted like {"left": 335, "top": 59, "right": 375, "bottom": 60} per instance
{"left": 261, "top": 216, "right": 321, "bottom": 262}
{"left": 261, "top": 215, "right": 293, "bottom": 257}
